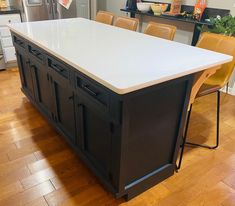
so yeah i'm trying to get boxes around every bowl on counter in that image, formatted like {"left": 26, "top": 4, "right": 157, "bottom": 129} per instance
{"left": 137, "top": 2, "right": 153, "bottom": 12}
{"left": 151, "top": 4, "right": 168, "bottom": 15}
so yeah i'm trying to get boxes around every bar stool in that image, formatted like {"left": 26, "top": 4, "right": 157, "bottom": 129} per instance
{"left": 95, "top": 11, "right": 114, "bottom": 25}
{"left": 144, "top": 22, "right": 177, "bottom": 41}
{"left": 114, "top": 16, "right": 139, "bottom": 31}
{"left": 177, "top": 32, "right": 235, "bottom": 170}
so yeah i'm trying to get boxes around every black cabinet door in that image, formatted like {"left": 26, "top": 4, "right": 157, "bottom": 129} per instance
{"left": 30, "top": 59, "right": 53, "bottom": 116}
{"left": 77, "top": 96, "right": 112, "bottom": 178}
{"left": 49, "top": 68, "right": 76, "bottom": 143}
{"left": 16, "top": 50, "right": 35, "bottom": 99}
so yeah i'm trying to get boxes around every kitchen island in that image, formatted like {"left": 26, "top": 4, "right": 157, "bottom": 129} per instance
{"left": 8, "top": 18, "right": 232, "bottom": 200}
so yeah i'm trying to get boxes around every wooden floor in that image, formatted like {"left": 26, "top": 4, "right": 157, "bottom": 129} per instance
{"left": 0, "top": 68, "right": 235, "bottom": 206}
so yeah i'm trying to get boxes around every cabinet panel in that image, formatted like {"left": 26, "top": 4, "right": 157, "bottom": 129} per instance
{"left": 1, "top": 37, "right": 13, "bottom": 47}
{"left": 3, "top": 47, "right": 16, "bottom": 62}
{"left": 52, "top": 79, "right": 76, "bottom": 142}
{"left": 48, "top": 55, "right": 76, "bottom": 142}
{"left": 77, "top": 97, "right": 112, "bottom": 177}
{"left": 16, "top": 49, "right": 34, "bottom": 99}
{"left": 0, "top": 27, "right": 11, "bottom": 37}
{"left": 30, "top": 60, "right": 53, "bottom": 116}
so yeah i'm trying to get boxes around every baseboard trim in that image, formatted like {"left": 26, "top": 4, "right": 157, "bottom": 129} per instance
{"left": 220, "top": 86, "right": 235, "bottom": 96}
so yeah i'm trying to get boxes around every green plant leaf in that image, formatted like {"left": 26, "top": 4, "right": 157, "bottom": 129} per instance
{"left": 201, "top": 14, "right": 235, "bottom": 36}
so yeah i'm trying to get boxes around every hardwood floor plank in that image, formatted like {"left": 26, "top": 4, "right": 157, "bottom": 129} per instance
{"left": 0, "top": 153, "right": 9, "bottom": 164}
{"left": 186, "top": 182, "right": 235, "bottom": 206}
{"left": 0, "top": 154, "right": 37, "bottom": 177}
{"left": 57, "top": 184, "right": 107, "bottom": 206}
{"left": 27, "top": 149, "right": 75, "bottom": 174}
{"left": 8, "top": 135, "right": 64, "bottom": 161}
{"left": 44, "top": 165, "right": 96, "bottom": 205}
{"left": 45, "top": 180, "right": 97, "bottom": 206}
{"left": 0, "top": 167, "right": 31, "bottom": 188}
{"left": 0, "top": 181, "right": 55, "bottom": 206}
{"left": 221, "top": 193, "right": 235, "bottom": 206}
{"left": 0, "top": 181, "right": 23, "bottom": 201}
{"left": 223, "top": 172, "right": 235, "bottom": 190}
{"left": 24, "top": 197, "right": 49, "bottom": 206}
{"left": 14, "top": 130, "right": 58, "bottom": 149}
{"left": 0, "top": 143, "right": 17, "bottom": 155}
{"left": 21, "top": 158, "right": 83, "bottom": 190}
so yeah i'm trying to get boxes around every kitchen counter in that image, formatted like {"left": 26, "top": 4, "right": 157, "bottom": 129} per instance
{"left": 8, "top": 18, "right": 231, "bottom": 94}
{"left": 9, "top": 18, "right": 233, "bottom": 200}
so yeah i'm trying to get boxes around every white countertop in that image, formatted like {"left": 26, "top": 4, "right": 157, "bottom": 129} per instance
{"left": 8, "top": 18, "right": 232, "bottom": 94}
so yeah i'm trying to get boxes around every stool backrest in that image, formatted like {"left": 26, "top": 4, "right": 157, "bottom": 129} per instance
{"left": 144, "top": 22, "right": 176, "bottom": 41}
{"left": 114, "top": 16, "right": 139, "bottom": 31}
{"left": 197, "top": 32, "right": 235, "bottom": 88}
{"left": 96, "top": 11, "right": 114, "bottom": 25}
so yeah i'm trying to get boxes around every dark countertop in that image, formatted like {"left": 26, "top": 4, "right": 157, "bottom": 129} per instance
{"left": 121, "top": 3, "right": 230, "bottom": 26}
{"left": 121, "top": 8, "right": 213, "bottom": 26}
{"left": 0, "top": 6, "right": 20, "bottom": 15}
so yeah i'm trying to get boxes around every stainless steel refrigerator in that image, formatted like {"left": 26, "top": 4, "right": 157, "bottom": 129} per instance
{"left": 10, "top": 0, "right": 107, "bottom": 22}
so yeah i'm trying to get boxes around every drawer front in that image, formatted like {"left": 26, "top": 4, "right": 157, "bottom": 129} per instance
{"left": 1, "top": 37, "right": 13, "bottom": 48}
{"left": 48, "top": 57, "right": 69, "bottom": 79}
{"left": 0, "top": 27, "right": 10, "bottom": 37}
{"left": 76, "top": 74, "right": 109, "bottom": 107}
{"left": 3, "top": 47, "right": 16, "bottom": 62}
{"left": 0, "top": 14, "right": 21, "bottom": 26}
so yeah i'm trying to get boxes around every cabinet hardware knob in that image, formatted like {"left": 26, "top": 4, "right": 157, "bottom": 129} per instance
{"left": 8, "top": 20, "right": 11, "bottom": 23}
{"left": 68, "top": 95, "right": 74, "bottom": 100}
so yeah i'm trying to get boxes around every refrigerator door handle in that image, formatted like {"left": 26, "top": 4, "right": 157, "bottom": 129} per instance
{"left": 88, "top": 0, "right": 91, "bottom": 19}
{"left": 21, "top": 0, "right": 25, "bottom": 14}
{"left": 52, "top": 0, "right": 58, "bottom": 19}
{"left": 45, "top": 0, "right": 52, "bottom": 16}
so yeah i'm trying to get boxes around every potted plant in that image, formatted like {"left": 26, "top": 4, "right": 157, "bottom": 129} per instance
{"left": 201, "top": 14, "right": 235, "bottom": 36}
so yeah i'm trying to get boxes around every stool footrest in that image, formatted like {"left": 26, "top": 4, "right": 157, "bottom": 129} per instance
{"left": 185, "top": 141, "right": 218, "bottom": 149}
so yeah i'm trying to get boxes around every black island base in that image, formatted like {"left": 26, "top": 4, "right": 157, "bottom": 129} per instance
{"left": 12, "top": 32, "right": 194, "bottom": 200}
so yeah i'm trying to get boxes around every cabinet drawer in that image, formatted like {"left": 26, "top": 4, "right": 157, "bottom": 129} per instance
{"left": 28, "top": 44, "right": 45, "bottom": 63}
{"left": 76, "top": 75, "right": 109, "bottom": 107}
{"left": 48, "top": 57, "right": 69, "bottom": 79}
{"left": 1, "top": 37, "right": 13, "bottom": 48}
{"left": 0, "top": 14, "right": 21, "bottom": 26}
{"left": 0, "top": 27, "right": 10, "bottom": 37}
{"left": 13, "top": 35, "right": 25, "bottom": 49}
{"left": 3, "top": 47, "right": 16, "bottom": 62}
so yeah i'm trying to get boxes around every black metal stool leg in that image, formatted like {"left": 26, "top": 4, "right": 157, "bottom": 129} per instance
{"left": 186, "top": 91, "right": 220, "bottom": 149}
{"left": 176, "top": 104, "right": 193, "bottom": 171}
{"left": 215, "top": 90, "right": 220, "bottom": 148}
{"left": 226, "top": 82, "right": 229, "bottom": 94}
